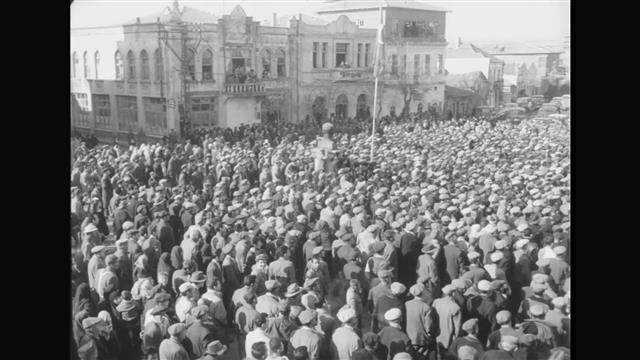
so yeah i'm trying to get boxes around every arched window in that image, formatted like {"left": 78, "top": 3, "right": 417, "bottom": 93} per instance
{"left": 115, "top": 51, "right": 123, "bottom": 80}
{"left": 261, "top": 49, "right": 272, "bottom": 78}
{"left": 187, "top": 49, "right": 196, "bottom": 79}
{"left": 72, "top": 52, "right": 79, "bottom": 78}
{"left": 83, "top": 51, "right": 90, "bottom": 78}
{"left": 141, "top": 50, "right": 150, "bottom": 80}
{"left": 94, "top": 51, "right": 100, "bottom": 79}
{"left": 202, "top": 49, "right": 213, "bottom": 80}
{"left": 127, "top": 50, "right": 136, "bottom": 80}
{"left": 276, "top": 49, "right": 285, "bottom": 77}
{"left": 154, "top": 49, "right": 163, "bottom": 81}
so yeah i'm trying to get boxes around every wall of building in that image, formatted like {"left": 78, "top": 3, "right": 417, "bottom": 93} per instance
{"left": 446, "top": 57, "right": 489, "bottom": 75}
{"left": 225, "top": 97, "right": 260, "bottom": 128}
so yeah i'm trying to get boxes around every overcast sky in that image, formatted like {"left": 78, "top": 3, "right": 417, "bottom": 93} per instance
{"left": 71, "top": 0, "right": 570, "bottom": 44}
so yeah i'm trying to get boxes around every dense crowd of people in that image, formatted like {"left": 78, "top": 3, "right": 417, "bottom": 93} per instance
{"left": 71, "top": 112, "right": 570, "bottom": 360}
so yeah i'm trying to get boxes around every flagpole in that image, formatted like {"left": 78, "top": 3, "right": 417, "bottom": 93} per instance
{"left": 370, "top": 6, "right": 383, "bottom": 162}
{"left": 370, "top": 73, "right": 379, "bottom": 162}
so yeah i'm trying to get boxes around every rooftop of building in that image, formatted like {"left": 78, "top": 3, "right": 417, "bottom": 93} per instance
{"left": 276, "top": 13, "right": 329, "bottom": 26}
{"left": 317, "top": 0, "right": 449, "bottom": 13}
{"left": 126, "top": 3, "right": 219, "bottom": 25}
{"left": 446, "top": 71, "right": 488, "bottom": 89}
{"left": 473, "top": 42, "right": 563, "bottom": 55}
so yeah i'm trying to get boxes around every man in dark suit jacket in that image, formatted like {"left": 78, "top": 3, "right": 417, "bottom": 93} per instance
{"left": 449, "top": 318, "right": 484, "bottom": 358}
{"left": 185, "top": 305, "right": 216, "bottom": 358}
{"left": 157, "top": 212, "right": 176, "bottom": 253}
{"left": 113, "top": 199, "right": 131, "bottom": 239}
{"left": 397, "top": 222, "right": 420, "bottom": 287}
{"left": 372, "top": 282, "right": 406, "bottom": 332}
{"left": 443, "top": 236, "right": 465, "bottom": 285}
{"left": 466, "top": 280, "right": 499, "bottom": 346}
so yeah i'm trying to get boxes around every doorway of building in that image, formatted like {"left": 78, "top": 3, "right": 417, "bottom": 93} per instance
{"left": 312, "top": 96, "right": 327, "bottom": 126}
{"left": 335, "top": 94, "right": 348, "bottom": 120}
{"left": 356, "top": 94, "right": 367, "bottom": 119}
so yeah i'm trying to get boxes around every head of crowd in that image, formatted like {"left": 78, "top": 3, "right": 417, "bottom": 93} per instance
{"left": 71, "top": 111, "right": 570, "bottom": 360}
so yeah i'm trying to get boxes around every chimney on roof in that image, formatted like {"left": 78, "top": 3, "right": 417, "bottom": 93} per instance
{"left": 273, "top": 13, "right": 277, "bottom": 27}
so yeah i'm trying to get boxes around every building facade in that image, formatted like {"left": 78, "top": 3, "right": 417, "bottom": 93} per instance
{"left": 444, "top": 71, "right": 490, "bottom": 118}
{"left": 473, "top": 42, "right": 562, "bottom": 101}
{"left": 445, "top": 42, "right": 504, "bottom": 107}
{"left": 70, "top": 1, "right": 448, "bottom": 138}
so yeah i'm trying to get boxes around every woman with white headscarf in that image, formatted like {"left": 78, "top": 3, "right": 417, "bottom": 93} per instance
{"left": 97, "top": 311, "right": 121, "bottom": 360}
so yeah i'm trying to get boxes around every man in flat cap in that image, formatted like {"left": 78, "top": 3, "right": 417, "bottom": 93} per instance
{"left": 290, "top": 309, "right": 324, "bottom": 360}
{"left": 256, "top": 280, "right": 281, "bottom": 318}
{"left": 96, "top": 254, "right": 120, "bottom": 302}
{"left": 268, "top": 246, "right": 296, "bottom": 287}
{"left": 398, "top": 221, "right": 420, "bottom": 287}
{"left": 159, "top": 323, "right": 190, "bottom": 360}
{"left": 449, "top": 318, "right": 484, "bottom": 358}
{"left": 466, "top": 280, "right": 500, "bottom": 346}
{"left": 461, "top": 251, "right": 491, "bottom": 286}
{"left": 185, "top": 305, "right": 215, "bottom": 358}
{"left": 377, "top": 308, "right": 411, "bottom": 360}
{"left": 443, "top": 233, "right": 466, "bottom": 286}
{"left": 331, "top": 307, "right": 363, "bottom": 360}
{"left": 486, "top": 310, "right": 519, "bottom": 350}
{"left": 433, "top": 284, "right": 462, "bottom": 350}
{"left": 545, "top": 297, "right": 569, "bottom": 347}
{"left": 368, "top": 268, "right": 393, "bottom": 317}
{"left": 405, "top": 283, "right": 436, "bottom": 350}
{"left": 548, "top": 246, "right": 570, "bottom": 295}
{"left": 372, "top": 282, "right": 405, "bottom": 332}
{"left": 520, "top": 305, "right": 558, "bottom": 349}
{"left": 480, "top": 334, "right": 519, "bottom": 360}
{"left": 87, "top": 245, "right": 107, "bottom": 290}
{"left": 156, "top": 211, "right": 176, "bottom": 253}
{"left": 417, "top": 242, "right": 441, "bottom": 297}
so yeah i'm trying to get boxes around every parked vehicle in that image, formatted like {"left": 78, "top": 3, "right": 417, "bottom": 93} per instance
{"left": 516, "top": 97, "right": 531, "bottom": 108}
{"left": 531, "top": 95, "right": 545, "bottom": 109}
{"left": 551, "top": 97, "right": 564, "bottom": 109}
{"left": 537, "top": 103, "right": 559, "bottom": 116}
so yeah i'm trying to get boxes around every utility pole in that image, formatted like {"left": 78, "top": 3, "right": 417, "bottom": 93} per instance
{"left": 158, "top": 3, "right": 205, "bottom": 140}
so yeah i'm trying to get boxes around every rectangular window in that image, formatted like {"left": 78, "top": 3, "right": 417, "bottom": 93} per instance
{"left": 322, "top": 42, "right": 327, "bottom": 68}
{"left": 313, "top": 42, "right": 318, "bottom": 68}
{"left": 93, "top": 95, "right": 111, "bottom": 129}
{"left": 401, "top": 54, "right": 407, "bottom": 75}
{"left": 155, "top": 52, "right": 163, "bottom": 81}
{"left": 391, "top": 54, "right": 398, "bottom": 75}
{"left": 437, "top": 54, "right": 443, "bottom": 74}
{"left": 144, "top": 97, "right": 167, "bottom": 129}
{"left": 425, "top": 55, "right": 431, "bottom": 76}
{"left": 539, "top": 56, "right": 546, "bottom": 70}
{"left": 414, "top": 54, "right": 420, "bottom": 77}
{"left": 365, "top": 43, "right": 370, "bottom": 67}
{"left": 116, "top": 95, "right": 138, "bottom": 131}
{"left": 335, "top": 43, "right": 348, "bottom": 67}
{"left": 190, "top": 97, "right": 217, "bottom": 126}
{"left": 72, "top": 93, "right": 91, "bottom": 127}
{"left": 357, "top": 43, "right": 362, "bottom": 67}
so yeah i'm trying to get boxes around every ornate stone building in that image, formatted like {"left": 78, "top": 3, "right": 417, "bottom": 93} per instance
{"left": 70, "top": 1, "right": 448, "bottom": 139}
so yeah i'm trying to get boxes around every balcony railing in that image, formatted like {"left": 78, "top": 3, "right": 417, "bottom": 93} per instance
{"left": 224, "top": 83, "right": 265, "bottom": 94}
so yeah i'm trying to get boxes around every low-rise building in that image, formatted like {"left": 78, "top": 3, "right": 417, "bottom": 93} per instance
{"left": 70, "top": 1, "right": 450, "bottom": 139}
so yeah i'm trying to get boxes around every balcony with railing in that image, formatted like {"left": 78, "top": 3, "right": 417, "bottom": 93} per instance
{"left": 224, "top": 82, "right": 265, "bottom": 95}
